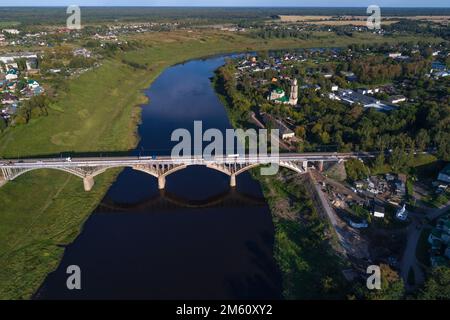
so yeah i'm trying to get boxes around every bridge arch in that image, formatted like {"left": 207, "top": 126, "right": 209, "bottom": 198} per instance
{"left": 233, "top": 161, "right": 305, "bottom": 177}
{"left": 5, "top": 166, "right": 87, "bottom": 181}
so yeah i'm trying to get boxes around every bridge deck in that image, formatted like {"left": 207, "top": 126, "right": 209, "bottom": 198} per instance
{"left": 0, "top": 152, "right": 374, "bottom": 168}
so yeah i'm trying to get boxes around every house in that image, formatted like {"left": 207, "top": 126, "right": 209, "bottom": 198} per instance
{"left": 388, "top": 95, "right": 407, "bottom": 104}
{"left": 5, "top": 69, "right": 18, "bottom": 81}
{"left": 388, "top": 52, "right": 402, "bottom": 59}
{"left": 27, "top": 80, "right": 40, "bottom": 89}
{"left": 372, "top": 205, "right": 385, "bottom": 218}
{"left": 434, "top": 71, "right": 450, "bottom": 78}
{"left": 261, "top": 113, "right": 295, "bottom": 141}
{"left": 396, "top": 204, "right": 407, "bottom": 221}
{"left": 354, "top": 181, "right": 364, "bottom": 189}
{"left": 0, "top": 52, "right": 37, "bottom": 64}
{"left": 438, "top": 164, "right": 450, "bottom": 183}
{"left": 431, "top": 61, "right": 446, "bottom": 73}
{"left": 2, "top": 29, "right": 20, "bottom": 35}
{"left": 332, "top": 89, "right": 393, "bottom": 111}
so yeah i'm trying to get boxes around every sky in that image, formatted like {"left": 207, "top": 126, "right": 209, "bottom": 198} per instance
{"left": 1, "top": 0, "right": 449, "bottom": 7}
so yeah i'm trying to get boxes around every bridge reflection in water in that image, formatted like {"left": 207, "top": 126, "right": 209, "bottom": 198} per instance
{"left": 97, "top": 188, "right": 267, "bottom": 213}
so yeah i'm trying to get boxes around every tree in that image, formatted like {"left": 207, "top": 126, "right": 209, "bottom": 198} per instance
{"left": 345, "top": 158, "right": 369, "bottom": 182}
{"left": 0, "top": 117, "right": 7, "bottom": 132}
{"left": 295, "top": 126, "right": 306, "bottom": 140}
{"left": 366, "top": 264, "right": 404, "bottom": 300}
{"left": 15, "top": 58, "right": 27, "bottom": 72}
{"left": 419, "top": 267, "right": 450, "bottom": 299}
{"left": 389, "top": 147, "right": 409, "bottom": 173}
{"left": 415, "top": 129, "right": 430, "bottom": 152}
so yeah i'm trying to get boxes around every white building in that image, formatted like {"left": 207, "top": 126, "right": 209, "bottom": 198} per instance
{"left": 388, "top": 52, "right": 402, "bottom": 59}
{"left": 372, "top": 205, "right": 385, "bottom": 218}
{"left": 0, "top": 52, "right": 38, "bottom": 64}
{"left": 396, "top": 204, "right": 408, "bottom": 221}
{"left": 2, "top": 29, "right": 20, "bottom": 35}
{"left": 388, "top": 95, "right": 407, "bottom": 104}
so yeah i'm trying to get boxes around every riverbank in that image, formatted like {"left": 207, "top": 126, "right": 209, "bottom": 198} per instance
{"left": 213, "top": 64, "right": 349, "bottom": 298}
{"left": 0, "top": 29, "right": 436, "bottom": 299}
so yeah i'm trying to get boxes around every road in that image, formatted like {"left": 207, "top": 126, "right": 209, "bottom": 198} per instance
{"left": 308, "top": 171, "right": 348, "bottom": 256}
{"left": 0, "top": 152, "right": 377, "bottom": 168}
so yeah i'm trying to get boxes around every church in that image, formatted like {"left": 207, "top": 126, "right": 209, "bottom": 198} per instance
{"left": 267, "top": 78, "right": 298, "bottom": 106}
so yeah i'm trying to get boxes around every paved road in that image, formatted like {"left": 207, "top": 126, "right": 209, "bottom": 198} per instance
{"left": 0, "top": 152, "right": 377, "bottom": 168}
{"left": 308, "top": 171, "right": 348, "bottom": 256}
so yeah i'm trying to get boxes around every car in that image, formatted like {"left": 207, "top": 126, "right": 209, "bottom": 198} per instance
{"left": 66, "top": 157, "right": 72, "bottom": 162}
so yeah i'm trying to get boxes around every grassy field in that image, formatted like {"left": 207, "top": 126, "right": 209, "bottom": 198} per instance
{"left": 0, "top": 29, "right": 441, "bottom": 299}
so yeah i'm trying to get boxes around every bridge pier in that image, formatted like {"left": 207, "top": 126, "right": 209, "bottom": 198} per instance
{"left": 83, "top": 176, "right": 95, "bottom": 192}
{"left": 230, "top": 174, "right": 236, "bottom": 188}
{"left": 302, "top": 161, "right": 308, "bottom": 172}
{"left": 158, "top": 175, "right": 166, "bottom": 190}
{"left": 0, "top": 177, "right": 6, "bottom": 189}
{"left": 317, "top": 160, "right": 324, "bottom": 172}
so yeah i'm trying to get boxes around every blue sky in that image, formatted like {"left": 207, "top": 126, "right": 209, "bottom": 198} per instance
{"left": 2, "top": 1, "right": 449, "bottom": 7}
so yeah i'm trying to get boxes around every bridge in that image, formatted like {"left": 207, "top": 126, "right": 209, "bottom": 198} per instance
{"left": 0, "top": 153, "right": 374, "bottom": 191}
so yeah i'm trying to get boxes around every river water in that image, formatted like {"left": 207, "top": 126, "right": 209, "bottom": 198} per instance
{"left": 35, "top": 56, "right": 282, "bottom": 299}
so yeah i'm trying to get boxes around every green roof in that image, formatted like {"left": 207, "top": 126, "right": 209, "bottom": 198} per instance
{"left": 274, "top": 87, "right": 284, "bottom": 94}
{"left": 275, "top": 96, "right": 289, "bottom": 103}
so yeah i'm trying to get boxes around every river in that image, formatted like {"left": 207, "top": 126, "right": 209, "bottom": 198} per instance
{"left": 35, "top": 55, "right": 282, "bottom": 299}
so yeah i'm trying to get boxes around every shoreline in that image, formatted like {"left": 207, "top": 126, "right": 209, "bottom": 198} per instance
{"left": 212, "top": 62, "right": 349, "bottom": 299}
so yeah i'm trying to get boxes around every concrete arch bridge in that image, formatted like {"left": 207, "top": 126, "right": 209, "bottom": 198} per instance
{"left": 0, "top": 153, "right": 373, "bottom": 191}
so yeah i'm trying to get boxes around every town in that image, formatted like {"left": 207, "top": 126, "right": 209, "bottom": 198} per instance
{"left": 215, "top": 42, "right": 450, "bottom": 291}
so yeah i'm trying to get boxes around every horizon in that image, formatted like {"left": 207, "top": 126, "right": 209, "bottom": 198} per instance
{"left": 1, "top": 0, "right": 450, "bottom": 8}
